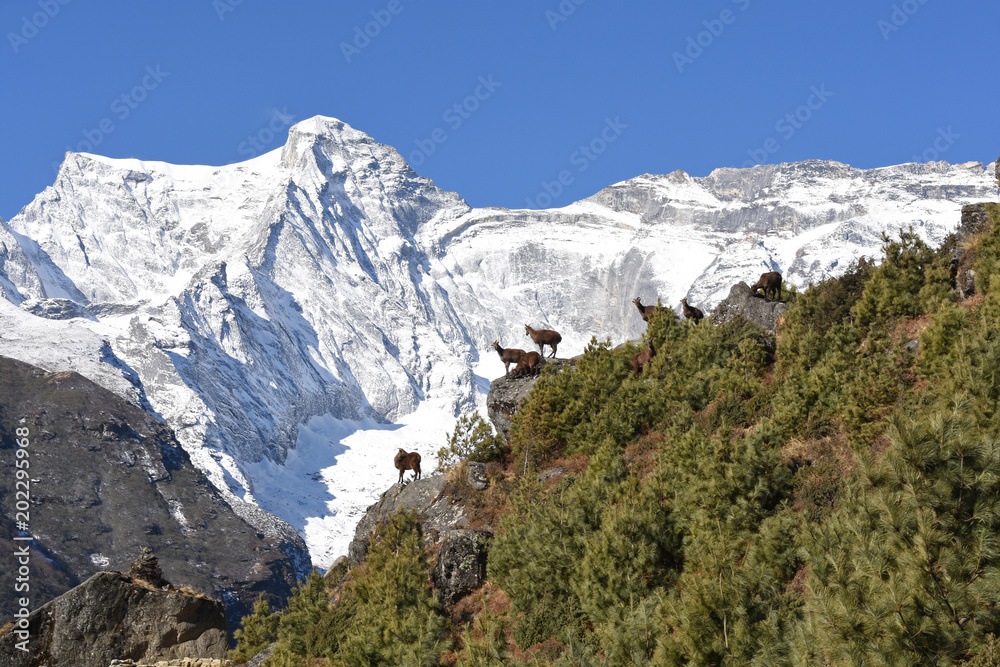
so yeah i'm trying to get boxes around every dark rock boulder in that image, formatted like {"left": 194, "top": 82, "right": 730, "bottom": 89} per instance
{"left": 959, "top": 202, "right": 995, "bottom": 238}
{"left": 712, "top": 281, "right": 790, "bottom": 334}
{"left": 432, "top": 529, "right": 492, "bottom": 606}
{"left": 0, "top": 571, "right": 226, "bottom": 667}
{"left": 537, "top": 466, "right": 570, "bottom": 482}
{"left": 348, "top": 475, "right": 467, "bottom": 567}
{"left": 467, "top": 461, "right": 488, "bottom": 490}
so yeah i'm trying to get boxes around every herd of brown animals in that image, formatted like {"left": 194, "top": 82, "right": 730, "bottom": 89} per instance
{"left": 492, "top": 271, "right": 784, "bottom": 381}
{"left": 397, "top": 271, "right": 785, "bottom": 483}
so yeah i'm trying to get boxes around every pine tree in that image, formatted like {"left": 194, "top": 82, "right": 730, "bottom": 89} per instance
{"left": 455, "top": 601, "right": 511, "bottom": 666}
{"left": 267, "top": 569, "right": 330, "bottom": 666}
{"left": 331, "top": 510, "right": 450, "bottom": 666}
{"left": 800, "top": 409, "right": 1000, "bottom": 664}
{"left": 438, "top": 413, "right": 505, "bottom": 472}
{"left": 229, "top": 595, "right": 279, "bottom": 662}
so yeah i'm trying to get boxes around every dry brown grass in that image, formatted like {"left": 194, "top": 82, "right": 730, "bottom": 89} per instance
{"left": 625, "top": 430, "right": 666, "bottom": 479}
{"left": 781, "top": 430, "right": 853, "bottom": 471}
{"left": 441, "top": 583, "right": 513, "bottom": 665}
{"left": 130, "top": 577, "right": 211, "bottom": 599}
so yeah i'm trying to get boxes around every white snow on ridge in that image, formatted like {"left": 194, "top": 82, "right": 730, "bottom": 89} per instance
{"left": 2, "top": 117, "right": 997, "bottom": 566}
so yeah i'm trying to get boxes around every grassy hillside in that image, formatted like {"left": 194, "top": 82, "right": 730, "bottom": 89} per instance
{"left": 234, "top": 204, "right": 1000, "bottom": 666}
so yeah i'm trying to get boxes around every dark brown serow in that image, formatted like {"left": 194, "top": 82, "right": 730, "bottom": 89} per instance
{"left": 525, "top": 324, "right": 562, "bottom": 358}
{"left": 632, "top": 297, "right": 661, "bottom": 322}
{"left": 681, "top": 298, "right": 704, "bottom": 324}
{"left": 750, "top": 271, "right": 782, "bottom": 301}
{"left": 491, "top": 340, "right": 525, "bottom": 376}
{"left": 631, "top": 339, "right": 655, "bottom": 377}
{"left": 510, "top": 351, "right": 541, "bottom": 378}
{"left": 394, "top": 448, "right": 421, "bottom": 484}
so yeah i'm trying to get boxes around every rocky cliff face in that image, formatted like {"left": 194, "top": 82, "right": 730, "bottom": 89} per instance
{"left": 0, "top": 356, "right": 307, "bottom": 637}
{"left": 347, "top": 476, "right": 468, "bottom": 567}
{"left": 0, "top": 569, "right": 226, "bottom": 667}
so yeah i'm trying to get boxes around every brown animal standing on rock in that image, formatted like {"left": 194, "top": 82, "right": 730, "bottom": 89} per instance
{"left": 631, "top": 339, "right": 655, "bottom": 376}
{"left": 394, "top": 448, "right": 421, "bottom": 484}
{"left": 632, "top": 297, "right": 661, "bottom": 322}
{"left": 491, "top": 340, "right": 525, "bottom": 376}
{"left": 681, "top": 298, "right": 704, "bottom": 324}
{"left": 751, "top": 271, "right": 783, "bottom": 301}
{"left": 510, "top": 350, "right": 541, "bottom": 378}
{"left": 525, "top": 324, "right": 561, "bottom": 358}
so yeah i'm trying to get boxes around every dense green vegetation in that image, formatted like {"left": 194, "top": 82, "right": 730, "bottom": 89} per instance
{"left": 234, "top": 211, "right": 1000, "bottom": 665}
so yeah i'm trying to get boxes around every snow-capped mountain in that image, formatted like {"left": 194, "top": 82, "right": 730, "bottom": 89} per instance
{"left": 3, "top": 116, "right": 996, "bottom": 565}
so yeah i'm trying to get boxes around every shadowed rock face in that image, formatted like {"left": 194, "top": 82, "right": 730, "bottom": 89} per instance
{"left": 0, "top": 571, "right": 227, "bottom": 667}
{"left": 433, "top": 529, "right": 492, "bottom": 606}
{"left": 0, "top": 356, "right": 307, "bottom": 639}
{"left": 712, "top": 282, "right": 790, "bottom": 334}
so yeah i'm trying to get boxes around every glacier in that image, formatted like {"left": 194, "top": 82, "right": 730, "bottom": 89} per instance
{"left": 3, "top": 115, "right": 997, "bottom": 567}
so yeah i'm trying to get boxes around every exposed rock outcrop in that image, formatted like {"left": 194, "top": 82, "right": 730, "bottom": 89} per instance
{"left": 347, "top": 475, "right": 467, "bottom": 567}
{"left": 432, "top": 530, "right": 492, "bottom": 605}
{"left": 712, "top": 282, "right": 790, "bottom": 334}
{"left": 953, "top": 202, "right": 998, "bottom": 298}
{"left": 467, "top": 461, "right": 488, "bottom": 490}
{"left": 18, "top": 298, "right": 96, "bottom": 321}
{"left": 486, "top": 358, "right": 572, "bottom": 441}
{"left": 0, "top": 571, "right": 226, "bottom": 667}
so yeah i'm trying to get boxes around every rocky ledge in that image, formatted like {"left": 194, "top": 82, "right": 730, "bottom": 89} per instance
{"left": 0, "top": 553, "right": 226, "bottom": 667}
{"left": 347, "top": 475, "right": 467, "bottom": 567}
{"left": 712, "top": 281, "right": 789, "bottom": 334}
{"left": 347, "top": 475, "right": 493, "bottom": 606}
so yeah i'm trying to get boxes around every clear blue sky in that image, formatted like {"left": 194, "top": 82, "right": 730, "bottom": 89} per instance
{"left": 2, "top": 0, "right": 998, "bottom": 219}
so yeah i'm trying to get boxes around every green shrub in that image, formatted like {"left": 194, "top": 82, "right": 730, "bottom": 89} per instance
{"left": 438, "top": 413, "right": 505, "bottom": 472}
{"left": 799, "top": 410, "right": 1000, "bottom": 664}
{"left": 331, "top": 511, "right": 450, "bottom": 666}
{"left": 230, "top": 595, "right": 279, "bottom": 663}
{"left": 851, "top": 228, "right": 953, "bottom": 329}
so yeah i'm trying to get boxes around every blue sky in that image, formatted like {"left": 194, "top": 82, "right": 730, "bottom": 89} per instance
{"left": 2, "top": 0, "right": 998, "bottom": 220}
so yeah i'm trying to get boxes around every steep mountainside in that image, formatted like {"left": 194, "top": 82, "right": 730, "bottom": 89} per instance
{"left": 1, "top": 116, "right": 995, "bottom": 564}
{"left": 0, "top": 356, "right": 305, "bottom": 634}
